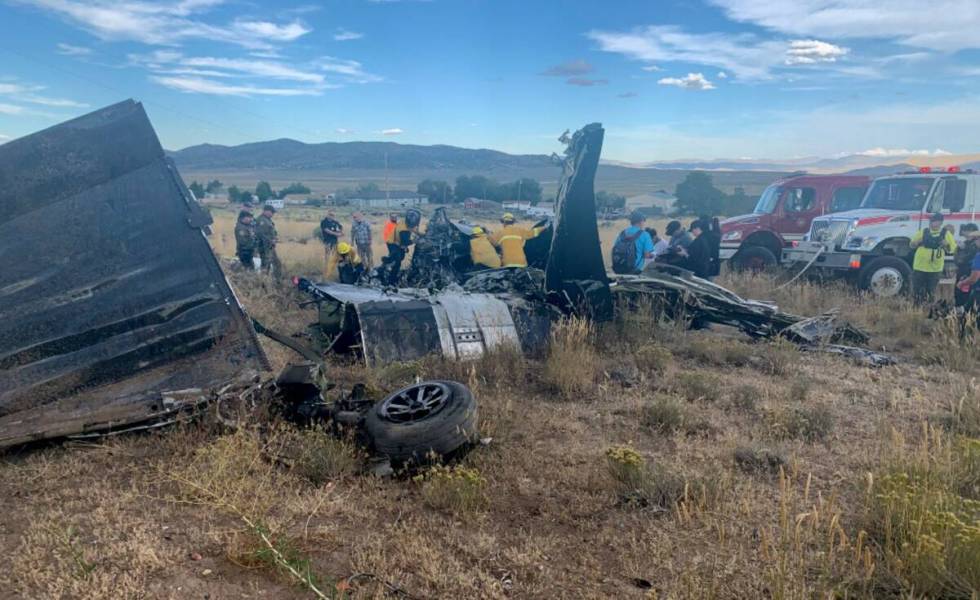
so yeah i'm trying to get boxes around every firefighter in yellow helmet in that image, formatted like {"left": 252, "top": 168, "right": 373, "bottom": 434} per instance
{"left": 336, "top": 242, "right": 365, "bottom": 284}
{"left": 469, "top": 226, "right": 501, "bottom": 269}
{"left": 381, "top": 208, "right": 421, "bottom": 285}
{"left": 488, "top": 212, "right": 540, "bottom": 268}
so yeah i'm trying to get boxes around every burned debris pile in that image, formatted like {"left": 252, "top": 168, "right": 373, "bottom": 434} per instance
{"left": 613, "top": 266, "right": 895, "bottom": 366}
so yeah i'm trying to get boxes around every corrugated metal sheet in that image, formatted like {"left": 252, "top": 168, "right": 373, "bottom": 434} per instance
{"left": 0, "top": 100, "right": 267, "bottom": 448}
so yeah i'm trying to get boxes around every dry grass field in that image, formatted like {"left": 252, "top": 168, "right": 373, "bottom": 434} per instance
{"left": 1, "top": 207, "right": 978, "bottom": 599}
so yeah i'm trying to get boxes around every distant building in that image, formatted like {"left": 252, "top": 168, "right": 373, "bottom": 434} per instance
{"left": 345, "top": 190, "right": 426, "bottom": 209}
{"left": 625, "top": 190, "right": 677, "bottom": 215}
{"left": 264, "top": 198, "right": 285, "bottom": 210}
{"left": 463, "top": 198, "right": 502, "bottom": 210}
{"left": 526, "top": 202, "right": 555, "bottom": 218}
{"left": 502, "top": 201, "right": 532, "bottom": 213}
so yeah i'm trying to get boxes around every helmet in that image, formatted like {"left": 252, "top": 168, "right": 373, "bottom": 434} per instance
{"left": 337, "top": 242, "right": 352, "bottom": 255}
{"left": 405, "top": 208, "right": 422, "bottom": 228}
{"left": 501, "top": 212, "right": 515, "bottom": 223}
{"left": 471, "top": 226, "right": 484, "bottom": 235}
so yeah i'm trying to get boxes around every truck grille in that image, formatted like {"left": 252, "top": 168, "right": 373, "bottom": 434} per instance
{"left": 809, "top": 219, "right": 852, "bottom": 248}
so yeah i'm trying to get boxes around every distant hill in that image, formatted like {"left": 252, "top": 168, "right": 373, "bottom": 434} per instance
{"left": 624, "top": 153, "right": 980, "bottom": 175}
{"left": 168, "top": 138, "right": 553, "bottom": 172}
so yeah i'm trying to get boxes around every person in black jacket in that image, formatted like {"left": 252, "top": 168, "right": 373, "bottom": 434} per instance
{"left": 698, "top": 214, "right": 722, "bottom": 280}
{"left": 684, "top": 219, "right": 713, "bottom": 279}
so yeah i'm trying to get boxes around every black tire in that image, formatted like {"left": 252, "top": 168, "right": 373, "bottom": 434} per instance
{"left": 858, "top": 256, "right": 912, "bottom": 297}
{"left": 731, "top": 246, "right": 778, "bottom": 272}
{"left": 365, "top": 380, "right": 478, "bottom": 463}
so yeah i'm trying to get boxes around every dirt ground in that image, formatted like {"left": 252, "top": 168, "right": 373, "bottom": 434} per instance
{"left": 1, "top": 225, "right": 978, "bottom": 599}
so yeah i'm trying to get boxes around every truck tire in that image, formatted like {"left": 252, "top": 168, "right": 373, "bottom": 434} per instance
{"left": 365, "top": 380, "right": 478, "bottom": 463}
{"left": 732, "top": 246, "right": 778, "bottom": 272}
{"left": 858, "top": 256, "right": 911, "bottom": 297}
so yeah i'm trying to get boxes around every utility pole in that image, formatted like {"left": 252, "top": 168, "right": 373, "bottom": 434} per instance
{"left": 384, "top": 151, "right": 389, "bottom": 209}
{"left": 517, "top": 178, "right": 523, "bottom": 204}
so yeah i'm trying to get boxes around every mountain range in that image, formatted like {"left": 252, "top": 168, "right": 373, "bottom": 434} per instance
{"left": 168, "top": 138, "right": 980, "bottom": 176}
{"left": 168, "top": 138, "right": 552, "bottom": 172}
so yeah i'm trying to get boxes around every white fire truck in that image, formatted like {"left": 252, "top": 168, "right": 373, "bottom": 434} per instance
{"left": 783, "top": 168, "right": 980, "bottom": 297}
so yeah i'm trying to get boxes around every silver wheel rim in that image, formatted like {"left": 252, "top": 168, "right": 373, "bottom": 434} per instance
{"left": 870, "top": 267, "right": 903, "bottom": 297}
{"left": 379, "top": 382, "right": 450, "bottom": 423}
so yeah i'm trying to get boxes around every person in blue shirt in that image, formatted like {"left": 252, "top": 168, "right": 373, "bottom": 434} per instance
{"left": 613, "top": 212, "right": 655, "bottom": 274}
{"left": 956, "top": 229, "right": 980, "bottom": 315}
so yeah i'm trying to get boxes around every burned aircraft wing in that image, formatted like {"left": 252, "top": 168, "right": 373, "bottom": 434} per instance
{"left": 0, "top": 100, "right": 267, "bottom": 449}
{"left": 298, "top": 280, "right": 550, "bottom": 366}
{"left": 545, "top": 123, "right": 613, "bottom": 321}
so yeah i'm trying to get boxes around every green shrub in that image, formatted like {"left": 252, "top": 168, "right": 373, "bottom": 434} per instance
{"left": 766, "top": 404, "right": 834, "bottom": 441}
{"left": 671, "top": 372, "right": 722, "bottom": 403}
{"left": 634, "top": 343, "right": 672, "bottom": 376}
{"left": 413, "top": 464, "right": 487, "bottom": 514}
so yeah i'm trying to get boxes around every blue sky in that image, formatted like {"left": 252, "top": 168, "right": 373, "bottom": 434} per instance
{"left": 1, "top": 0, "right": 980, "bottom": 161}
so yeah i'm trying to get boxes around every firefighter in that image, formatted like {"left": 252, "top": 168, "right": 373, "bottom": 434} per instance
{"left": 909, "top": 213, "right": 956, "bottom": 303}
{"left": 234, "top": 209, "right": 257, "bottom": 269}
{"left": 381, "top": 208, "right": 421, "bottom": 285}
{"left": 469, "top": 226, "right": 501, "bottom": 269}
{"left": 335, "top": 242, "right": 365, "bottom": 284}
{"left": 488, "top": 212, "right": 540, "bottom": 268}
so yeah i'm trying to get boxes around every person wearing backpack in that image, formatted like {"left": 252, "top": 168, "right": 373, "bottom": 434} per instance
{"left": 909, "top": 213, "right": 956, "bottom": 303}
{"left": 612, "top": 212, "right": 655, "bottom": 274}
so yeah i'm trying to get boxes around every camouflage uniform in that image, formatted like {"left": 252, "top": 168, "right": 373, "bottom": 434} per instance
{"left": 234, "top": 219, "right": 257, "bottom": 268}
{"left": 255, "top": 213, "right": 282, "bottom": 278}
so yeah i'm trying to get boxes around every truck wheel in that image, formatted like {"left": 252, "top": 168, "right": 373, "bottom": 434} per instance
{"left": 732, "top": 246, "right": 778, "bottom": 272}
{"left": 365, "top": 380, "right": 478, "bottom": 463}
{"left": 858, "top": 256, "right": 911, "bottom": 297}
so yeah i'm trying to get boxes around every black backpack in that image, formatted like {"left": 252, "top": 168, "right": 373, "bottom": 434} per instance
{"left": 612, "top": 230, "right": 641, "bottom": 274}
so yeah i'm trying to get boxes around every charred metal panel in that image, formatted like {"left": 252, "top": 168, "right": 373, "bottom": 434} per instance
{"left": 356, "top": 300, "right": 443, "bottom": 366}
{"left": 0, "top": 100, "right": 266, "bottom": 448}
{"left": 545, "top": 123, "right": 613, "bottom": 320}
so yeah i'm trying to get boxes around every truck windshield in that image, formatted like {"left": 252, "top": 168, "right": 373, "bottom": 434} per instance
{"left": 861, "top": 177, "right": 933, "bottom": 211}
{"left": 753, "top": 185, "right": 781, "bottom": 214}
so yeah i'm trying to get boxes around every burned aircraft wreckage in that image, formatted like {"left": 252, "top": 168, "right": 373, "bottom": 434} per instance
{"left": 0, "top": 102, "right": 892, "bottom": 452}
{"left": 296, "top": 123, "right": 892, "bottom": 368}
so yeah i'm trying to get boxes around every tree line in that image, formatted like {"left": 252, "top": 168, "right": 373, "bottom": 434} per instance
{"left": 202, "top": 180, "right": 313, "bottom": 204}
{"left": 674, "top": 171, "right": 756, "bottom": 216}
{"left": 416, "top": 176, "right": 543, "bottom": 204}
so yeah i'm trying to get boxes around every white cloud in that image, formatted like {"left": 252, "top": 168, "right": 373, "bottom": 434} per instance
{"left": 640, "top": 65, "right": 661, "bottom": 72}
{"left": 0, "top": 80, "right": 87, "bottom": 108}
{"left": 588, "top": 25, "right": 786, "bottom": 80}
{"left": 56, "top": 42, "right": 91, "bottom": 55}
{"left": 717, "top": 71, "right": 728, "bottom": 78}
{"left": 709, "top": 0, "right": 980, "bottom": 52}
{"left": 785, "top": 39, "right": 848, "bottom": 64}
{"left": 315, "top": 57, "right": 382, "bottom": 83}
{"left": 856, "top": 147, "right": 952, "bottom": 157}
{"left": 151, "top": 75, "right": 325, "bottom": 96}
{"left": 0, "top": 103, "right": 25, "bottom": 115}
{"left": 333, "top": 28, "right": 363, "bottom": 41}
{"left": 181, "top": 56, "right": 324, "bottom": 83}
{"left": 128, "top": 52, "right": 380, "bottom": 96}
{"left": 590, "top": 26, "right": 868, "bottom": 81}
{"left": 381, "top": 128, "right": 403, "bottom": 135}
{"left": 0, "top": 133, "right": 10, "bottom": 142}
{"left": 21, "top": 0, "right": 310, "bottom": 50}
{"left": 231, "top": 19, "right": 310, "bottom": 42}
{"left": 335, "top": 127, "right": 354, "bottom": 134}
{"left": 658, "top": 72, "right": 715, "bottom": 90}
